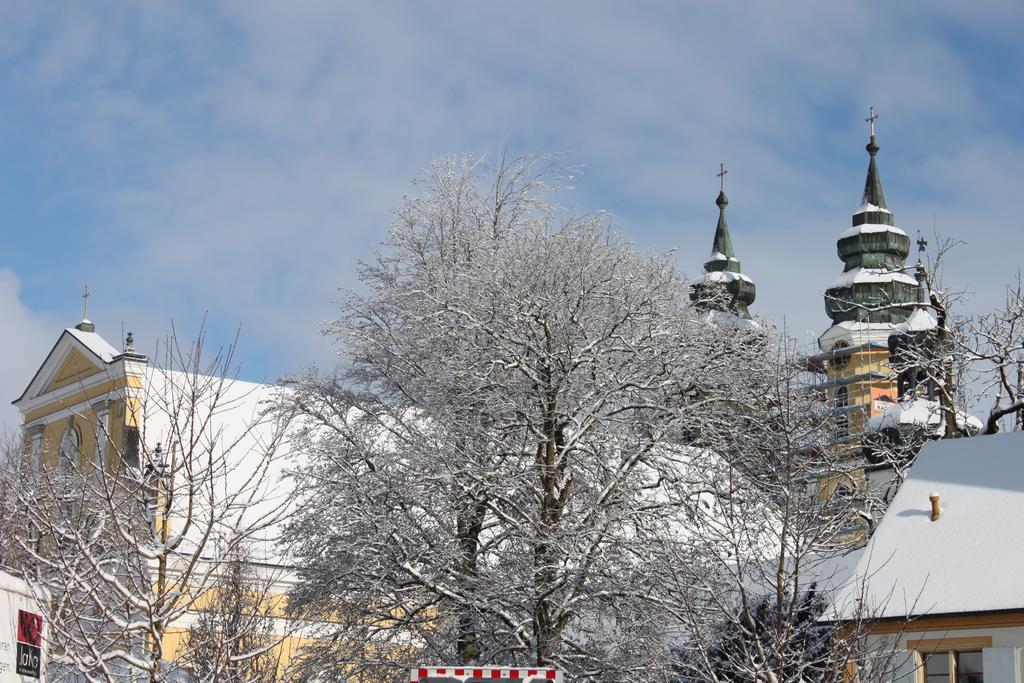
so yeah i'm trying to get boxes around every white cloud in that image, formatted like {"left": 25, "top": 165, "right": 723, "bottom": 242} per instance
{"left": 0, "top": 1, "right": 1022, "bottom": 381}
{"left": 0, "top": 270, "right": 59, "bottom": 435}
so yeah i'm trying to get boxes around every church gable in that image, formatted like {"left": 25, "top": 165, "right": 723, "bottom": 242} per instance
{"left": 14, "top": 328, "right": 120, "bottom": 407}
{"left": 44, "top": 346, "right": 105, "bottom": 393}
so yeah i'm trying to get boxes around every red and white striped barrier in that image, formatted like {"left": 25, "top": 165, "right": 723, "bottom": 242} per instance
{"left": 410, "top": 667, "right": 563, "bottom": 682}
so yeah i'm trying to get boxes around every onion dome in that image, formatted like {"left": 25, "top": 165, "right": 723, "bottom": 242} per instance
{"left": 824, "top": 114, "right": 916, "bottom": 326}
{"left": 691, "top": 177, "right": 756, "bottom": 320}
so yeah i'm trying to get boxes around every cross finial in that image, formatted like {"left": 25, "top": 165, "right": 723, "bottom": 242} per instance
{"left": 917, "top": 232, "right": 928, "bottom": 256}
{"left": 717, "top": 163, "right": 728, "bottom": 192}
{"left": 82, "top": 284, "right": 90, "bottom": 320}
{"left": 866, "top": 106, "right": 879, "bottom": 137}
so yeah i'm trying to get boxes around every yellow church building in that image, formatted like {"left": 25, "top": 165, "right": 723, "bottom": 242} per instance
{"left": 11, "top": 312, "right": 310, "bottom": 680}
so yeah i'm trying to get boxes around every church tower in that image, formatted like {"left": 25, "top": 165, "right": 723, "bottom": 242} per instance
{"left": 690, "top": 165, "right": 757, "bottom": 320}
{"left": 812, "top": 109, "right": 918, "bottom": 440}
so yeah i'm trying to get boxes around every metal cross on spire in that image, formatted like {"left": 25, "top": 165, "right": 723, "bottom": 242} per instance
{"left": 866, "top": 106, "right": 879, "bottom": 137}
{"left": 917, "top": 233, "right": 928, "bottom": 256}
{"left": 82, "top": 283, "right": 90, "bottom": 320}
{"left": 717, "top": 163, "right": 728, "bottom": 192}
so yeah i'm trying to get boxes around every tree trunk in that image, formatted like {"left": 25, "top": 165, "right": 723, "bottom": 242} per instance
{"left": 455, "top": 499, "right": 487, "bottom": 664}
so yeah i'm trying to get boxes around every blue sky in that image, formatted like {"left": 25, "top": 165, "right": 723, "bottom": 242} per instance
{"left": 2, "top": 1, "right": 1023, "bottom": 430}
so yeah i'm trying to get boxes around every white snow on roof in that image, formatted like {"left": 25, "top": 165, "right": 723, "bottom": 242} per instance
{"left": 707, "top": 251, "right": 739, "bottom": 262}
{"left": 852, "top": 202, "right": 892, "bottom": 216}
{"left": 66, "top": 326, "right": 120, "bottom": 363}
{"left": 830, "top": 432, "right": 1024, "bottom": 620}
{"left": 865, "top": 397, "right": 982, "bottom": 436}
{"left": 136, "top": 367, "right": 301, "bottom": 565}
{"left": 704, "top": 270, "right": 753, "bottom": 284}
{"left": 838, "top": 223, "right": 908, "bottom": 240}
{"left": 818, "top": 320, "right": 896, "bottom": 351}
{"left": 698, "top": 308, "right": 760, "bottom": 329}
{"left": 828, "top": 267, "right": 917, "bottom": 290}
{"left": 895, "top": 306, "right": 938, "bottom": 333}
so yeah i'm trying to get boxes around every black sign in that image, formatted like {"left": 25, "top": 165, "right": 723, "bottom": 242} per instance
{"left": 16, "top": 610, "right": 42, "bottom": 678}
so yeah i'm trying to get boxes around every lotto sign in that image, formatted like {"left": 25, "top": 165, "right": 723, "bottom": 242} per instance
{"left": 0, "top": 571, "right": 44, "bottom": 682}
{"left": 15, "top": 611, "right": 42, "bottom": 679}
{"left": 410, "top": 667, "right": 563, "bottom": 682}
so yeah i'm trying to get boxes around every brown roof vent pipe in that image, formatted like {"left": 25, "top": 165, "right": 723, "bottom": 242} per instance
{"left": 930, "top": 492, "right": 941, "bottom": 521}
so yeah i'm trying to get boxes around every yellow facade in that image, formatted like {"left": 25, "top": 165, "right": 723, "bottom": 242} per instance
{"left": 824, "top": 346, "right": 897, "bottom": 439}
{"left": 15, "top": 327, "right": 308, "bottom": 679}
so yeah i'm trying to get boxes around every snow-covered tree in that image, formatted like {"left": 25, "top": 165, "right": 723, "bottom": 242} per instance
{"left": 665, "top": 345, "right": 883, "bottom": 682}
{"left": 862, "top": 237, "right": 1024, "bottom": 497}
{"left": 964, "top": 274, "right": 1024, "bottom": 433}
{"left": 284, "top": 153, "right": 777, "bottom": 681}
{"left": 2, "top": 330, "right": 297, "bottom": 683}
{"left": 180, "top": 547, "right": 282, "bottom": 683}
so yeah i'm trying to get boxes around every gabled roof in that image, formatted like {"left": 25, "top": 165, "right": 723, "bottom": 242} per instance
{"left": 65, "top": 327, "right": 119, "bottom": 363}
{"left": 13, "top": 328, "right": 121, "bottom": 405}
{"left": 830, "top": 432, "right": 1024, "bottom": 621}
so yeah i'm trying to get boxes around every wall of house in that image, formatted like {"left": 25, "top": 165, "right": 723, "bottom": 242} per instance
{"left": 864, "top": 618, "right": 1024, "bottom": 682}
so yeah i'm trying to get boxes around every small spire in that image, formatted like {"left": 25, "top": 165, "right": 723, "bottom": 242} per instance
{"left": 859, "top": 106, "right": 889, "bottom": 219}
{"left": 125, "top": 332, "right": 135, "bottom": 353}
{"left": 75, "top": 283, "right": 96, "bottom": 333}
{"left": 692, "top": 170, "right": 756, "bottom": 319}
{"left": 708, "top": 166, "right": 737, "bottom": 270}
{"left": 916, "top": 232, "right": 928, "bottom": 266}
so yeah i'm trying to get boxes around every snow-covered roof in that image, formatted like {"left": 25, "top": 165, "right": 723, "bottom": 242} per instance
{"left": 828, "top": 267, "right": 917, "bottom": 290}
{"left": 698, "top": 308, "right": 760, "bottom": 330}
{"left": 839, "top": 223, "right": 908, "bottom": 240}
{"left": 704, "top": 270, "right": 753, "bottom": 284}
{"left": 829, "top": 432, "right": 1024, "bottom": 621}
{"left": 818, "top": 320, "right": 896, "bottom": 352}
{"left": 852, "top": 202, "right": 893, "bottom": 217}
{"left": 135, "top": 367, "right": 300, "bottom": 564}
{"left": 16, "top": 324, "right": 301, "bottom": 565}
{"left": 66, "top": 326, "right": 120, "bottom": 363}
{"left": 894, "top": 306, "right": 938, "bottom": 333}
{"left": 14, "top": 327, "right": 129, "bottom": 405}
{"left": 708, "top": 251, "right": 739, "bottom": 263}
{"left": 865, "top": 397, "right": 982, "bottom": 436}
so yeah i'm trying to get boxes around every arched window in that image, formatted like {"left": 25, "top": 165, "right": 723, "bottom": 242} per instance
{"left": 59, "top": 421, "right": 81, "bottom": 467}
{"left": 832, "top": 341, "right": 850, "bottom": 371}
{"left": 57, "top": 420, "right": 82, "bottom": 521}
{"left": 835, "top": 385, "right": 850, "bottom": 438}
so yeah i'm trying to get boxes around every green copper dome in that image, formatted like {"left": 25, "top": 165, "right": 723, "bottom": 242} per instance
{"left": 692, "top": 186, "right": 756, "bottom": 319}
{"left": 824, "top": 125, "right": 916, "bottom": 325}
{"left": 704, "top": 190, "right": 740, "bottom": 274}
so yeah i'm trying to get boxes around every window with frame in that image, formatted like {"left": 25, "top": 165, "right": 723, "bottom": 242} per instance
{"left": 911, "top": 638, "right": 989, "bottom": 683}
{"left": 923, "top": 650, "right": 983, "bottom": 682}
{"left": 831, "top": 341, "right": 851, "bottom": 371}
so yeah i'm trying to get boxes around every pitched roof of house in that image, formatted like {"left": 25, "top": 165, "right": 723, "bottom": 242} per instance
{"left": 829, "top": 431, "right": 1024, "bottom": 621}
